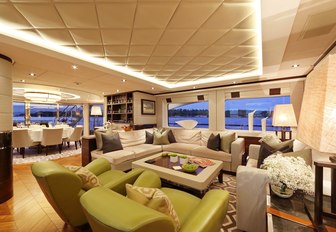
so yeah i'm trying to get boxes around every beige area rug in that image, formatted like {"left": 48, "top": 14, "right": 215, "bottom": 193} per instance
{"left": 13, "top": 145, "right": 81, "bottom": 164}
{"left": 210, "top": 175, "right": 241, "bottom": 232}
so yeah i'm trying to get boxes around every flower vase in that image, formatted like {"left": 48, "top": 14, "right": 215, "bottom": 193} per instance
{"left": 271, "top": 184, "right": 294, "bottom": 198}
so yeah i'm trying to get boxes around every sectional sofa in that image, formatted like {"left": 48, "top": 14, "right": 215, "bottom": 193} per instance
{"left": 83, "top": 128, "right": 245, "bottom": 173}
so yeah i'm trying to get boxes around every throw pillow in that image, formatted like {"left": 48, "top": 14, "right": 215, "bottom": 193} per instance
{"left": 94, "top": 130, "right": 104, "bottom": 150}
{"left": 258, "top": 134, "right": 282, "bottom": 146}
{"left": 126, "top": 184, "right": 180, "bottom": 231}
{"left": 167, "top": 130, "right": 176, "bottom": 143}
{"left": 257, "top": 140, "right": 294, "bottom": 168}
{"left": 207, "top": 133, "right": 221, "bottom": 151}
{"left": 145, "top": 131, "right": 154, "bottom": 144}
{"left": 153, "top": 130, "right": 170, "bottom": 145}
{"left": 101, "top": 133, "right": 123, "bottom": 153}
{"left": 75, "top": 167, "right": 100, "bottom": 190}
{"left": 220, "top": 132, "right": 236, "bottom": 153}
{"left": 282, "top": 149, "right": 312, "bottom": 166}
{"left": 64, "top": 165, "right": 81, "bottom": 172}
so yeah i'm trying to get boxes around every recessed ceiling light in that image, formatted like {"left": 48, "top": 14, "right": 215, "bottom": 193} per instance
{"left": 29, "top": 72, "right": 36, "bottom": 77}
{"left": 151, "top": 87, "right": 154, "bottom": 90}
{"left": 72, "top": 65, "right": 78, "bottom": 70}
{"left": 233, "top": 81, "right": 236, "bottom": 84}
{"left": 122, "top": 79, "right": 126, "bottom": 82}
{"left": 116, "top": 89, "right": 119, "bottom": 93}
{"left": 292, "top": 64, "right": 300, "bottom": 68}
{"left": 193, "top": 86, "right": 196, "bottom": 89}
{"left": 20, "top": 79, "right": 25, "bottom": 83}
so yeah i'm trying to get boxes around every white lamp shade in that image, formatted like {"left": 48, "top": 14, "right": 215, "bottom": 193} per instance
{"left": 176, "top": 120, "right": 198, "bottom": 129}
{"left": 272, "top": 104, "right": 297, "bottom": 127}
{"left": 297, "top": 54, "right": 336, "bottom": 153}
{"left": 91, "top": 106, "right": 102, "bottom": 116}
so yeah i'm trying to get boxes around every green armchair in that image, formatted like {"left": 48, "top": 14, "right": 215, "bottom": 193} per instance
{"left": 31, "top": 158, "right": 143, "bottom": 228}
{"left": 80, "top": 170, "right": 230, "bottom": 232}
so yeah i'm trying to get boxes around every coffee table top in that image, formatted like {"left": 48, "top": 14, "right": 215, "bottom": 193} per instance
{"left": 132, "top": 152, "right": 224, "bottom": 191}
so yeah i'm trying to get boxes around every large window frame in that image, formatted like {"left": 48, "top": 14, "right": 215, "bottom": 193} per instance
{"left": 167, "top": 101, "right": 209, "bottom": 128}
{"left": 225, "top": 96, "right": 291, "bottom": 131}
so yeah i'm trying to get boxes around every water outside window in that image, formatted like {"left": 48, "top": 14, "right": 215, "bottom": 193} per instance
{"left": 225, "top": 96, "right": 290, "bottom": 131}
{"left": 13, "top": 102, "right": 25, "bottom": 125}
{"left": 30, "top": 103, "right": 57, "bottom": 126}
{"left": 168, "top": 102, "right": 209, "bottom": 128}
{"left": 59, "top": 104, "right": 83, "bottom": 127}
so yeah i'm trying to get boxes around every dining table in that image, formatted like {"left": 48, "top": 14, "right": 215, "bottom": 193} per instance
{"left": 13, "top": 126, "right": 74, "bottom": 142}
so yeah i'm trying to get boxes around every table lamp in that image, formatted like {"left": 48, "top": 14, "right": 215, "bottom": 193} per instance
{"left": 91, "top": 106, "right": 102, "bottom": 130}
{"left": 272, "top": 104, "right": 297, "bottom": 140}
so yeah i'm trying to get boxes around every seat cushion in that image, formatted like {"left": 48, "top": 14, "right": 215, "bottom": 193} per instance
{"left": 192, "top": 146, "right": 231, "bottom": 162}
{"left": 124, "top": 144, "right": 162, "bottom": 159}
{"left": 161, "top": 187, "right": 201, "bottom": 225}
{"left": 91, "top": 149, "right": 135, "bottom": 165}
{"left": 171, "top": 129, "right": 201, "bottom": 145}
{"left": 162, "top": 143, "right": 201, "bottom": 155}
{"left": 97, "top": 169, "right": 126, "bottom": 186}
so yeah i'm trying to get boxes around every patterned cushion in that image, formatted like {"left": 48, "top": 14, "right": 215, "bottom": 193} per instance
{"left": 220, "top": 132, "right": 236, "bottom": 153}
{"left": 153, "top": 130, "right": 170, "bottom": 145}
{"left": 126, "top": 184, "right": 180, "bottom": 231}
{"left": 75, "top": 167, "right": 101, "bottom": 190}
{"left": 64, "top": 165, "right": 81, "bottom": 172}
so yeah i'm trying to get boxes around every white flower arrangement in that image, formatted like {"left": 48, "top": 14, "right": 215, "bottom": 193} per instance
{"left": 260, "top": 153, "right": 315, "bottom": 195}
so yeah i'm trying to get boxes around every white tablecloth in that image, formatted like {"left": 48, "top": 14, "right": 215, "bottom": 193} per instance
{"left": 14, "top": 127, "right": 74, "bottom": 142}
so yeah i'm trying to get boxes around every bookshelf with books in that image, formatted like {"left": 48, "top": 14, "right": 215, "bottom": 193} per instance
{"left": 106, "top": 92, "right": 133, "bottom": 124}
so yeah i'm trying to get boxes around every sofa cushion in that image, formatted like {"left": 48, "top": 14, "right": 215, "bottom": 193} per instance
{"left": 257, "top": 140, "right": 294, "bottom": 168}
{"left": 258, "top": 134, "right": 282, "bottom": 145}
{"left": 220, "top": 132, "right": 236, "bottom": 153}
{"left": 75, "top": 167, "right": 101, "bottom": 190}
{"left": 282, "top": 149, "right": 312, "bottom": 166}
{"left": 91, "top": 149, "right": 135, "bottom": 165}
{"left": 192, "top": 146, "right": 231, "bottom": 162}
{"left": 101, "top": 133, "right": 123, "bottom": 153}
{"left": 94, "top": 129, "right": 115, "bottom": 150}
{"left": 207, "top": 133, "right": 220, "bottom": 151}
{"left": 167, "top": 130, "right": 176, "bottom": 143}
{"left": 162, "top": 143, "right": 201, "bottom": 155}
{"left": 145, "top": 131, "right": 154, "bottom": 144}
{"left": 153, "top": 130, "right": 170, "bottom": 145}
{"left": 119, "top": 130, "right": 146, "bottom": 148}
{"left": 124, "top": 144, "right": 162, "bottom": 159}
{"left": 171, "top": 129, "right": 201, "bottom": 145}
{"left": 126, "top": 184, "right": 180, "bottom": 230}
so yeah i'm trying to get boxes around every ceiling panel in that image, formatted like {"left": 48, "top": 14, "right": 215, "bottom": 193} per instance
{"left": 38, "top": 29, "right": 74, "bottom": 45}
{"left": 70, "top": 29, "right": 102, "bottom": 45}
{"left": 96, "top": 2, "right": 136, "bottom": 28}
{"left": 0, "top": 3, "right": 32, "bottom": 28}
{"left": 101, "top": 29, "right": 131, "bottom": 45}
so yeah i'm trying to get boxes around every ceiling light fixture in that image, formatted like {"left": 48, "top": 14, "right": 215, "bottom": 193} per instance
{"left": 72, "top": 65, "right": 78, "bottom": 70}
{"left": 122, "top": 79, "right": 126, "bottom": 82}
{"left": 116, "top": 89, "right": 119, "bottom": 93}
{"left": 24, "top": 91, "right": 61, "bottom": 103}
{"left": 151, "top": 87, "right": 154, "bottom": 90}
{"left": 292, "top": 64, "right": 300, "bottom": 68}
{"left": 20, "top": 79, "right": 25, "bottom": 83}
{"left": 29, "top": 72, "right": 36, "bottom": 77}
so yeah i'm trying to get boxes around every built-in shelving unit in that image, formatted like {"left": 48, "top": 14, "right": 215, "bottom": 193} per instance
{"left": 106, "top": 92, "right": 133, "bottom": 123}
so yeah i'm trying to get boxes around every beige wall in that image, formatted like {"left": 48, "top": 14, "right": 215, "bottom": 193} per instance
{"left": 133, "top": 92, "right": 157, "bottom": 125}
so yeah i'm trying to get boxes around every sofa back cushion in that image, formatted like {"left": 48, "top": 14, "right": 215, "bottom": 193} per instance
{"left": 119, "top": 129, "right": 147, "bottom": 148}
{"left": 171, "top": 129, "right": 201, "bottom": 145}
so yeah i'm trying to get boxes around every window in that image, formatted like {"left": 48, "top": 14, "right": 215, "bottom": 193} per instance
{"left": 59, "top": 104, "right": 83, "bottom": 127}
{"left": 13, "top": 102, "right": 25, "bottom": 126}
{"left": 168, "top": 102, "right": 209, "bottom": 128}
{"left": 30, "top": 103, "right": 57, "bottom": 126}
{"left": 225, "top": 96, "right": 290, "bottom": 131}
{"left": 89, "top": 104, "right": 103, "bottom": 134}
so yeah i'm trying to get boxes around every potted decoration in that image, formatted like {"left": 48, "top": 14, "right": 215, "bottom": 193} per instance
{"left": 179, "top": 155, "right": 188, "bottom": 165}
{"left": 261, "top": 153, "right": 314, "bottom": 198}
{"left": 168, "top": 153, "right": 178, "bottom": 163}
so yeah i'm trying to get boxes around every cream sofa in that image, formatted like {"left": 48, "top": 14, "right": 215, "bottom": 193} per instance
{"left": 91, "top": 128, "right": 245, "bottom": 173}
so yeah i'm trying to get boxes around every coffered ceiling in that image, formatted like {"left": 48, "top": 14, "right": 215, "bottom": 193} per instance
{"left": 0, "top": 0, "right": 335, "bottom": 102}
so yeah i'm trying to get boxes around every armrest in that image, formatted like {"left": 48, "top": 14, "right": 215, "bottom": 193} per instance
{"left": 230, "top": 137, "right": 245, "bottom": 172}
{"left": 236, "top": 166, "right": 269, "bottom": 232}
{"left": 179, "top": 189, "right": 229, "bottom": 232}
{"left": 104, "top": 168, "right": 144, "bottom": 195}
{"left": 84, "top": 157, "right": 111, "bottom": 176}
{"left": 80, "top": 187, "right": 175, "bottom": 232}
{"left": 249, "top": 144, "right": 260, "bottom": 160}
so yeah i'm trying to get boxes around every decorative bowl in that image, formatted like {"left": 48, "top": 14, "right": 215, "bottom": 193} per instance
{"left": 182, "top": 163, "right": 199, "bottom": 173}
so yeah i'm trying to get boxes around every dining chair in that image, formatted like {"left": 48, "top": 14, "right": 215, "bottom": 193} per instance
{"left": 12, "top": 129, "right": 39, "bottom": 158}
{"left": 63, "top": 126, "right": 83, "bottom": 149}
{"left": 41, "top": 128, "right": 63, "bottom": 155}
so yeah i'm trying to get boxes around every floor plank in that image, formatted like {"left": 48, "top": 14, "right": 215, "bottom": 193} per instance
{"left": 0, "top": 155, "right": 82, "bottom": 232}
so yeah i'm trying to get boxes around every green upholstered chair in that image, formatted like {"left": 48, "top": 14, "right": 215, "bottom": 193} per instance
{"left": 80, "top": 170, "right": 230, "bottom": 232}
{"left": 31, "top": 158, "right": 143, "bottom": 228}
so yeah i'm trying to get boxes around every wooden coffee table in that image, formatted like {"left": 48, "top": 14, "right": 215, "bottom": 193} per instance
{"left": 132, "top": 153, "right": 224, "bottom": 195}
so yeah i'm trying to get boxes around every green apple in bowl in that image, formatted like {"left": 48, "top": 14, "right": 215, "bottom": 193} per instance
{"left": 182, "top": 163, "right": 199, "bottom": 173}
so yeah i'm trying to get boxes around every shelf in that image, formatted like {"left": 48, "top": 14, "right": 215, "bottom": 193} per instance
{"left": 106, "top": 92, "right": 134, "bottom": 124}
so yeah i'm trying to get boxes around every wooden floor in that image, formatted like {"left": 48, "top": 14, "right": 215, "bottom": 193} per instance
{"left": 0, "top": 155, "right": 82, "bottom": 232}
